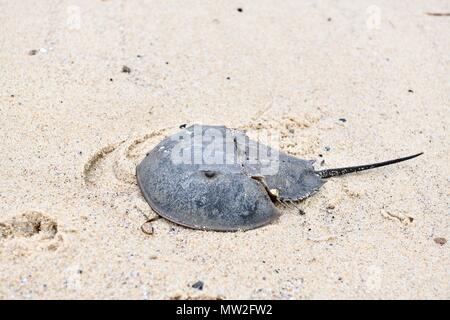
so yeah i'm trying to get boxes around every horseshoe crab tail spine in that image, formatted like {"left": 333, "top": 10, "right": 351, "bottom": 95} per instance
{"left": 315, "top": 152, "right": 423, "bottom": 179}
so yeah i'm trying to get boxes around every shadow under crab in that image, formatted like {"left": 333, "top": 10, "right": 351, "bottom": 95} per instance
{"left": 136, "top": 125, "right": 422, "bottom": 231}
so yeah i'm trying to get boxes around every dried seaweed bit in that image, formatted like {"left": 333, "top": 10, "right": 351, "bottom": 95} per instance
{"left": 426, "top": 12, "right": 450, "bottom": 17}
{"left": 192, "top": 281, "right": 204, "bottom": 290}
{"left": 434, "top": 237, "right": 447, "bottom": 245}
{"left": 381, "top": 210, "right": 414, "bottom": 225}
{"left": 179, "top": 124, "right": 187, "bottom": 129}
{"left": 237, "top": 8, "right": 243, "bottom": 13}
{"left": 140, "top": 216, "right": 160, "bottom": 235}
{"left": 141, "top": 221, "right": 154, "bottom": 235}
{"left": 28, "top": 49, "right": 38, "bottom": 56}
{"left": 339, "top": 118, "right": 347, "bottom": 122}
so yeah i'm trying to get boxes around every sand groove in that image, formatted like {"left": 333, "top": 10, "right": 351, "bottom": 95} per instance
{"left": 83, "top": 129, "right": 168, "bottom": 191}
{"left": 82, "top": 129, "right": 169, "bottom": 223}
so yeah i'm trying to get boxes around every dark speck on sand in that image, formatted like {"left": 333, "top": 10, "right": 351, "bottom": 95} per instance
{"left": 434, "top": 237, "right": 447, "bottom": 245}
{"left": 122, "top": 65, "right": 131, "bottom": 73}
{"left": 192, "top": 280, "right": 204, "bottom": 290}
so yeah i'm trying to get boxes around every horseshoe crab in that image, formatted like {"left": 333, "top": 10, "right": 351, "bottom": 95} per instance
{"left": 136, "top": 125, "right": 422, "bottom": 231}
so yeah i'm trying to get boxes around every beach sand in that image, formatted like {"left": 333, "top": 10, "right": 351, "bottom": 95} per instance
{"left": 0, "top": 0, "right": 449, "bottom": 299}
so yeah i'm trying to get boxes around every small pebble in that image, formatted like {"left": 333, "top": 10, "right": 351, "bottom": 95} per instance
{"left": 408, "top": 89, "right": 414, "bottom": 93}
{"left": 237, "top": 8, "right": 243, "bottom": 12}
{"left": 324, "top": 146, "right": 331, "bottom": 151}
{"left": 192, "top": 280, "right": 204, "bottom": 290}
{"left": 122, "top": 65, "right": 131, "bottom": 73}
{"left": 28, "top": 49, "right": 38, "bottom": 56}
{"left": 339, "top": 118, "right": 347, "bottom": 123}
{"left": 179, "top": 124, "right": 187, "bottom": 129}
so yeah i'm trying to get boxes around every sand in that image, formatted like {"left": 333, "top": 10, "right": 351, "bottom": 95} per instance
{"left": 0, "top": 0, "right": 449, "bottom": 299}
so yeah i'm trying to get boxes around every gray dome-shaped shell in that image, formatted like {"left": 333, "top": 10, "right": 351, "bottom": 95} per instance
{"left": 136, "top": 125, "right": 324, "bottom": 231}
{"left": 137, "top": 125, "right": 280, "bottom": 231}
